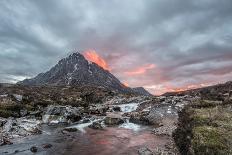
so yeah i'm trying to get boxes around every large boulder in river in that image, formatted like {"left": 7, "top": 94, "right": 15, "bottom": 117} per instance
{"left": 42, "top": 105, "right": 82, "bottom": 124}
{"left": 104, "top": 115, "right": 124, "bottom": 126}
{"left": 88, "top": 104, "right": 109, "bottom": 116}
{"left": 88, "top": 121, "right": 104, "bottom": 129}
{"left": 129, "top": 111, "right": 162, "bottom": 126}
{"left": 129, "top": 111, "right": 150, "bottom": 125}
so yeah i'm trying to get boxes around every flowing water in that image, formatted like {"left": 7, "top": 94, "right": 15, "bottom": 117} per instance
{"left": 0, "top": 103, "right": 172, "bottom": 155}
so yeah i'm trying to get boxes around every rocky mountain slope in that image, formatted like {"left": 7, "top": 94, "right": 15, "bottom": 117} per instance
{"left": 132, "top": 87, "right": 153, "bottom": 96}
{"left": 18, "top": 52, "right": 151, "bottom": 96}
{"left": 18, "top": 52, "right": 130, "bottom": 93}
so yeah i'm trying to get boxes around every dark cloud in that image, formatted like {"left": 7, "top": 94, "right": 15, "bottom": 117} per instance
{"left": 0, "top": 0, "right": 232, "bottom": 94}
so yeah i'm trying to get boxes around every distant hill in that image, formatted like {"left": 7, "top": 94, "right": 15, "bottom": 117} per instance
{"left": 163, "top": 81, "right": 232, "bottom": 100}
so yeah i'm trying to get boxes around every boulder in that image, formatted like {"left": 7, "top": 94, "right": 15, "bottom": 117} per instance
{"left": 129, "top": 111, "right": 150, "bottom": 125}
{"left": 42, "top": 105, "right": 82, "bottom": 124}
{"left": 112, "top": 106, "right": 121, "bottom": 112}
{"left": 20, "top": 109, "right": 28, "bottom": 117}
{"left": 62, "top": 127, "right": 78, "bottom": 132}
{"left": 0, "top": 118, "right": 7, "bottom": 127}
{"left": 0, "top": 137, "right": 13, "bottom": 146}
{"left": 104, "top": 116, "right": 124, "bottom": 126}
{"left": 88, "top": 121, "right": 104, "bottom": 129}
{"left": 30, "top": 146, "right": 38, "bottom": 153}
{"left": 2, "top": 118, "right": 42, "bottom": 138}
{"left": 89, "top": 104, "right": 109, "bottom": 115}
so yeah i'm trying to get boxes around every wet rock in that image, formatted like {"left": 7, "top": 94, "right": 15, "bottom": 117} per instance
{"left": 0, "top": 137, "right": 13, "bottom": 146}
{"left": 62, "top": 127, "right": 78, "bottom": 132}
{"left": 0, "top": 117, "right": 7, "bottom": 127}
{"left": 138, "top": 147, "right": 153, "bottom": 155}
{"left": 89, "top": 104, "right": 109, "bottom": 115}
{"left": 88, "top": 121, "right": 104, "bottom": 129}
{"left": 2, "top": 118, "right": 42, "bottom": 138}
{"left": 42, "top": 105, "right": 82, "bottom": 124}
{"left": 30, "top": 146, "right": 38, "bottom": 153}
{"left": 129, "top": 111, "right": 154, "bottom": 125}
{"left": 42, "top": 143, "right": 53, "bottom": 149}
{"left": 82, "top": 118, "right": 91, "bottom": 123}
{"left": 20, "top": 109, "right": 28, "bottom": 117}
{"left": 112, "top": 106, "right": 121, "bottom": 112}
{"left": 104, "top": 116, "right": 124, "bottom": 126}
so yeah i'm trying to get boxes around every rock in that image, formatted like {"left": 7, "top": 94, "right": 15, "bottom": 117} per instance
{"left": 30, "top": 146, "right": 38, "bottom": 153}
{"left": 0, "top": 118, "right": 7, "bottom": 127}
{"left": 113, "top": 106, "right": 121, "bottom": 112}
{"left": 82, "top": 118, "right": 91, "bottom": 123}
{"left": 152, "top": 125, "right": 177, "bottom": 136}
{"left": 0, "top": 137, "right": 13, "bottom": 146}
{"left": 89, "top": 104, "right": 109, "bottom": 116}
{"left": 129, "top": 111, "right": 152, "bottom": 125}
{"left": 20, "top": 109, "right": 28, "bottom": 117}
{"left": 138, "top": 147, "right": 153, "bottom": 155}
{"left": 2, "top": 118, "right": 42, "bottom": 138}
{"left": 88, "top": 121, "right": 104, "bottom": 129}
{"left": 62, "top": 128, "right": 78, "bottom": 132}
{"left": 42, "top": 143, "right": 53, "bottom": 149}
{"left": 29, "top": 110, "right": 43, "bottom": 118}
{"left": 104, "top": 116, "right": 124, "bottom": 126}
{"left": 42, "top": 105, "right": 82, "bottom": 124}
{"left": 13, "top": 94, "right": 23, "bottom": 101}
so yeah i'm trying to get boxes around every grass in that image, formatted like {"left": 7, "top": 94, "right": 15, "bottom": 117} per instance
{"left": 174, "top": 100, "right": 232, "bottom": 155}
{"left": 192, "top": 126, "right": 231, "bottom": 155}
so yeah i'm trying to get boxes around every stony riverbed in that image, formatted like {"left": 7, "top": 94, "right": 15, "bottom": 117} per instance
{"left": 0, "top": 95, "right": 196, "bottom": 155}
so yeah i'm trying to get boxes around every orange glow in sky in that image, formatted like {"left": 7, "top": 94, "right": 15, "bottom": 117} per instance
{"left": 124, "top": 64, "right": 155, "bottom": 76}
{"left": 83, "top": 50, "right": 110, "bottom": 71}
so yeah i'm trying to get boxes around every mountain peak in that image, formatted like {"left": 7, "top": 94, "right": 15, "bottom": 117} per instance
{"left": 18, "top": 52, "right": 129, "bottom": 92}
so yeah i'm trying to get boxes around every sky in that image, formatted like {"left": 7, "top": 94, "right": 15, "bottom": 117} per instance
{"left": 0, "top": 0, "right": 232, "bottom": 95}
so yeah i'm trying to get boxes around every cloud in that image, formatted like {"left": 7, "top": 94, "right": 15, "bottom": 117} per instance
{"left": 0, "top": 0, "right": 232, "bottom": 95}
{"left": 124, "top": 64, "right": 155, "bottom": 76}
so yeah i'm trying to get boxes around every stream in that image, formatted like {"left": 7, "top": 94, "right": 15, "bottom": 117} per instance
{"left": 0, "top": 103, "right": 173, "bottom": 155}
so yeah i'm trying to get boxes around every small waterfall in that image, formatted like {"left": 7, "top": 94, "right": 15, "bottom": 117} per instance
{"left": 42, "top": 105, "right": 54, "bottom": 123}
{"left": 117, "top": 103, "right": 139, "bottom": 113}
{"left": 70, "top": 118, "right": 105, "bottom": 133}
{"left": 119, "top": 118, "right": 142, "bottom": 132}
{"left": 115, "top": 103, "right": 143, "bottom": 131}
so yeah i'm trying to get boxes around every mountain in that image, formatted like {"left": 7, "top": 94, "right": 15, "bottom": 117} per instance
{"left": 132, "top": 87, "right": 153, "bottom": 96}
{"left": 18, "top": 52, "right": 130, "bottom": 92}
{"left": 163, "top": 81, "right": 232, "bottom": 100}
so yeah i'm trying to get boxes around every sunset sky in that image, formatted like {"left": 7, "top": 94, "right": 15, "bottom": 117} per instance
{"left": 0, "top": 0, "right": 232, "bottom": 95}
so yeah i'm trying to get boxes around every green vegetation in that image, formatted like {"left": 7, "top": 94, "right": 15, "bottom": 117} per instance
{"left": 174, "top": 100, "right": 232, "bottom": 155}
{"left": 0, "top": 98, "right": 22, "bottom": 117}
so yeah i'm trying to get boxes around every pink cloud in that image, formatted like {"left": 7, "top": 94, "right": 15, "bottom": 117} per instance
{"left": 124, "top": 64, "right": 156, "bottom": 76}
